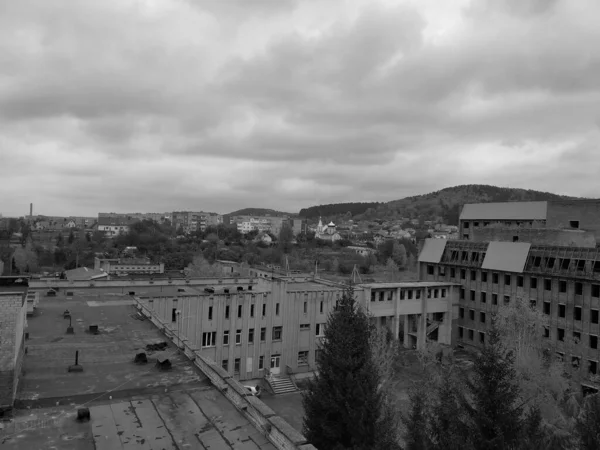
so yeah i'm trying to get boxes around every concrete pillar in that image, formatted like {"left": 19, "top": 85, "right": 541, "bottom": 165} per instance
{"left": 403, "top": 316, "right": 409, "bottom": 348}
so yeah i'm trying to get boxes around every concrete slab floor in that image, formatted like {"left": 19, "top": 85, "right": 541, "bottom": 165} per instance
{"left": 19, "top": 298, "right": 205, "bottom": 404}
{"left": 5, "top": 296, "right": 277, "bottom": 449}
{"left": 260, "top": 391, "right": 305, "bottom": 434}
{"left": 1, "top": 387, "right": 276, "bottom": 449}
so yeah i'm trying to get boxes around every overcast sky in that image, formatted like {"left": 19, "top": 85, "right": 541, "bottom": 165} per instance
{"left": 1, "top": 0, "right": 599, "bottom": 217}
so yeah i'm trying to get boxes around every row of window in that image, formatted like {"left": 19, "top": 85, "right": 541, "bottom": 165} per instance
{"left": 183, "top": 299, "right": 331, "bottom": 323}
{"left": 202, "top": 326, "right": 283, "bottom": 347}
{"left": 201, "top": 322, "right": 326, "bottom": 348}
{"left": 458, "top": 326, "right": 485, "bottom": 344}
{"left": 370, "top": 288, "right": 448, "bottom": 302}
{"left": 221, "top": 350, "right": 321, "bottom": 374}
{"left": 429, "top": 264, "right": 600, "bottom": 297}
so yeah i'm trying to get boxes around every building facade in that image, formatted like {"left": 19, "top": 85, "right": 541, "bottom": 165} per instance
{"left": 97, "top": 215, "right": 134, "bottom": 236}
{"left": 459, "top": 200, "right": 600, "bottom": 241}
{"left": 419, "top": 237, "right": 600, "bottom": 383}
{"left": 139, "top": 277, "right": 458, "bottom": 381}
{"left": 94, "top": 257, "right": 165, "bottom": 275}
{"left": 0, "top": 291, "right": 27, "bottom": 412}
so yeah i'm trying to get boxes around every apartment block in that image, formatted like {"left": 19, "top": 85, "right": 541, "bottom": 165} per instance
{"left": 419, "top": 237, "right": 600, "bottom": 383}
{"left": 459, "top": 200, "right": 600, "bottom": 241}
{"left": 94, "top": 256, "right": 165, "bottom": 275}
{"left": 139, "top": 277, "right": 459, "bottom": 382}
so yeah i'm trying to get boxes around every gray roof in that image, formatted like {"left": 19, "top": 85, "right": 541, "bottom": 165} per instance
{"left": 64, "top": 267, "right": 108, "bottom": 281}
{"left": 481, "top": 242, "right": 532, "bottom": 273}
{"left": 418, "top": 239, "right": 447, "bottom": 264}
{"left": 460, "top": 202, "right": 548, "bottom": 221}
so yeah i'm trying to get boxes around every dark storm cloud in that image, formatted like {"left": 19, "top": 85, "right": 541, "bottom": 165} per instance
{"left": 1, "top": 0, "right": 600, "bottom": 216}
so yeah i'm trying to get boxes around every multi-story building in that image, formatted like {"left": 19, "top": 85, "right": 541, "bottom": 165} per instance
{"left": 97, "top": 215, "right": 134, "bottom": 236}
{"left": 172, "top": 211, "right": 216, "bottom": 233}
{"left": 459, "top": 200, "right": 600, "bottom": 241}
{"left": 420, "top": 202, "right": 600, "bottom": 386}
{"left": 0, "top": 280, "right": 28, "bottom": 413}
{"left": 94, "top": 256, "right": 165, "bottom": 275}
{"left": 138, "top": 276, "right": 459, "bottom": 382}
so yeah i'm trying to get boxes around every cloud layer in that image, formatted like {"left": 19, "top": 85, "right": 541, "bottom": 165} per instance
{"left": 1, "top": 0, "right": 599, "bottom": 216}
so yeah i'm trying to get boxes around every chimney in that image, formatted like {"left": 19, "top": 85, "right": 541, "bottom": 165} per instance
{"left": 30, "top": 203, "right": 33, "bottom": 218}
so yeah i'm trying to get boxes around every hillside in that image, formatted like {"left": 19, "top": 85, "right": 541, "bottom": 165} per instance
{"left": 299, "top": 202, "right": 382, "bottom": 219}
{"left": 227, "top": 208, "right": 293, "bottom": 217}
{"left": 301, "top": 185, "right": 584, "bottom": 225}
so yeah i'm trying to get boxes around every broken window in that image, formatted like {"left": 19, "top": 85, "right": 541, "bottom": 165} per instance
{"left": 531, "top": 277, "right": 538, "bottom": 289}
{"left": 560, "top": 280, "right": 567, "bottom": 293}
{"left": 517, "top": 276, "right": 524, "bottom": 287}
{"left": 592, "top": 309, "right": 599, "bottom": 324}
{"left": 589, "top": 360, "right": 598, "bottom": 375}
{"left": 479, "top": 332, "right": 485, "bottom": 344}
{"left": 560, "top": 258, "right": 571, "bottom": 270}
{"left": 575, "top": 282, "right": 583, "bottom": 296}
{"left": 590, "top": 335, "right": 598, "bottom": 350}
{"left": 544, "top": 279, "right": 552, "bottom": 291}
{"left": 492, "top": 294, "right": 498, "bottom": 305}
{"left": 468, "top": 329, "right": 474, "bottom": 340}
{"left": 460, "top": 307, "right": 465, "bottom": 319}
{"left": 575, "top": 306, "right": 582, "bottom": 321}
{"left": 559, "top": 304, "right": 566, "bottom": 318}
{"left": 470, "top": 290, "right": 475, "bottom": 301}
{"left": 543, "top": 327, "right": 550, "bottom": 338}
{"left": 480, "top": 312, "right": 486, "bottom": 323}
{"left": 570, "top": 220, "right": 580, "bottom": 229}
{"left": 481, "top": 292, "right": 487, "bottom": 303}
{"left": 577, "top": 259, "right": 586, "bottom": 271}
{"left": 557, "top": 328, "right": 565, "bottom": 341}
{"left": 461, "top": 269, "right": 466, "bottom": 280}
{"left": 512, "top": 235, "right": 519, "bottom": 242}
{"left": 427, "top": 265, "right": 434, "bottom": 275}
{"left": 450, "top": 268, "right": 456, "bottom": 278}
{"left": 481, "top": 271, "right": 488, "bottom": 282}
{"left": 543, "top": 301, "right": 551, "bottom": 315}
{"left": 505, "top": 274, "right": 511, "bottom": 286}
{"left": 471, "top": 270, "right": 477, "bottom": 281}
{"left": 459, "top": 327, "right": 464, "bottom": 338}
{"left": 573, "top": 331, "right": 581, "bottom": 344}
{"left": 469, "top": 309, "right": 475, "bottom": 320}
{"left": 572, "top": 356, "right": 581, "bottom": 369}
{"left": 492, "top": 272, "right": 499, "bottom": 284}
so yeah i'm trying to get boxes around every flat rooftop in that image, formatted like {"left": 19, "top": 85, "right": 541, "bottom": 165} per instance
{"left": 4, "top": 294, "right": 275, "bottom": 449}
{"left": 286, "top": 281, "right": 344, "bottom": 292}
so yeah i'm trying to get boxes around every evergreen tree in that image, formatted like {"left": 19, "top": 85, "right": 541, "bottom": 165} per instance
{"left": 68, "top": 230, "right": 75, "bottom": 244}
{"left": 576, "top": 393, "right": 600, "bottom": 450}
{"left": 302, "top": 287, "right": 400, "bottom": 450}
{"left": 56, "top": 233, "right": 64, "bottom": 247}
{"left": 402, "top": 383, "right": 430, "bottom": 450}
{"left": 463, "top": 319, "right": 535, "bottom": 449}
{"left": 428, "top": 370, "right": 470, "bottom": 450}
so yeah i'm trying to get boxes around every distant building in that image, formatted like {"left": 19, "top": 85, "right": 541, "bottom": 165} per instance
{"left": 94, "top": 257, "right": 165, "bottom": 275}
{"left": 315, "top": 218, "right": 342, "bottom": 242}
{"left": 64, "top": 267, "right": 109, "bottom": 281}
{"left": 97, "top": 215, "right": 134, "bottom": 236}
{"left": 459, "top": 200, "right": 600, "bottom": 241}
{"left": 347, "top": 246, "right": 376, "bottom": 257}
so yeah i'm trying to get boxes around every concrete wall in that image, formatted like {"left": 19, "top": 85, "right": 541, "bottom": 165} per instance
{"left": 471, "top": 227, "right": 597, "bottom": 247}
{"left": 0, "top": 292, "right": 27, "bottom": 410}
{"left": 547, "top": 200, "right": 600, "bottom": 241}
{"left": 135, "top": 300, "right": 317, "bottom": 450}
{"left": 138, "top": 283, "right": 343, "bottom": 380}
{"left": 29, "top": 277, "right": 257, "bottom": 291}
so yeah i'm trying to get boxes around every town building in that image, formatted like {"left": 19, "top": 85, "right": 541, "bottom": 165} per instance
{"left": 315, "top": 218, "right": 342, "bottom": 242}
{"left": 459, "top": 200, "right": 600, "bottom": 241}
{"left": 64, "top": 267, "right": 109, "bottom": 281}
{"left": 420, "top": 201, "right": 600, "bottom": 388}
{"left": 94, "top": 256, "right": 165, "bottom": 275}
{"left": 97, "top": 215, "right": 134, "bottom": 236}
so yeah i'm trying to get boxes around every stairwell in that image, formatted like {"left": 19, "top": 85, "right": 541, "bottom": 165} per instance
{"left": 266, "top": 376, "right": 298, "bottom": 395}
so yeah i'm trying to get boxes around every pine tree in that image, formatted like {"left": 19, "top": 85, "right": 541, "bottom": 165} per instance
{"left": 302, "top": 287, "right": 400, "bottom": 450}
{"left": 463, "top": 319, "right": 534, "bottom": 449}
{"left": 402, "top": 383, "right": 430, "bottom": 450}
{"left": 576, "top": 393, "right": 600, "bottom": 450}
{"left": 428, "top": 369, "right": 470, "bottom": 450}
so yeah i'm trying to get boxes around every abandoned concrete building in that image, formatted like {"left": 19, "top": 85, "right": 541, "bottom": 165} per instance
{"left": 420, "top": 200, "right": 600, "bottom": 387}
{"left": 0, "top": 278, "right": 28, "bottom": 414}
{"left": 459, "top": 200, "right": 600, "bottom": 242}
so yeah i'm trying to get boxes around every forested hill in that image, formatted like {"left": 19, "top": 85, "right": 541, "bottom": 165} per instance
{"left": 299, "top": 202, "right": 382, "bottom": 219}
{"left": 228, "top": 208, "right": 292, "bottom": 217}
{"left": 299, "top": 185, "right": 584, "bottom": 225}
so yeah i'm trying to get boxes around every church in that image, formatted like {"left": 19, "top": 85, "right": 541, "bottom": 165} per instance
{"left": 315, "top": 218, "right": 342, "bottom": 242}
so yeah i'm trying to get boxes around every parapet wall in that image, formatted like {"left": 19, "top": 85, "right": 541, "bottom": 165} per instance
{"left": 471, "top": 227, "right": 597, "bottom": 247}
{"left": 134, "top": 299, "right": 317, "bottom": 450}
{"left": 29, "top": 276, "right": 257, "bottom": 290}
